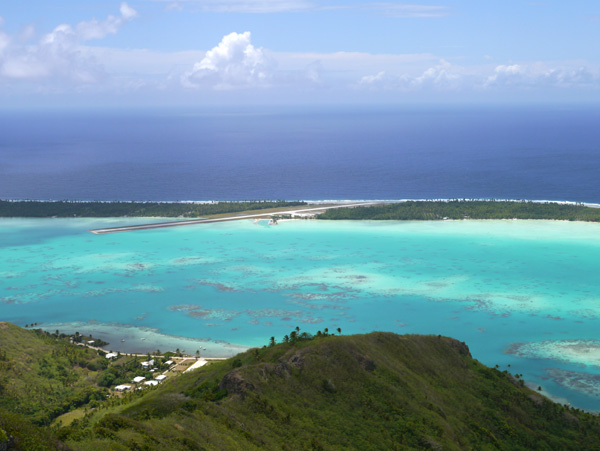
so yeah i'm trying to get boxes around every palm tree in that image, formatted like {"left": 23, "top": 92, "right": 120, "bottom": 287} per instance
{"left": 337, "top": 328, "right": 341, "bottom": 335}
{"left": 269, "top": 337, "right": 276, "bottom": 347}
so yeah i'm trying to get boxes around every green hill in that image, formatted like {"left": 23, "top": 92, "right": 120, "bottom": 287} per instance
{"left": 0, "top": 322, "right": 109, "bottom": 426}
{"left": 62, "top": 331, "right": 599, "bottom": 450}
{"left": 2, "top": 325, "right": 600, "bottom": 450}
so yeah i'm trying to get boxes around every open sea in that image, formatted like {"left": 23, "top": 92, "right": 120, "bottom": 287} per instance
{"left": 2, "top": 105, "right": 600, "bottom": 410}
{"left": 1, "top": 105, "right": 599, "bottom": 202}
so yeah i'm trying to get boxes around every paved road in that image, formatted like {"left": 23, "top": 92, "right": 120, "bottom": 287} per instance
{"left": 88, "top": 202, "right": 380, "bottom": 234}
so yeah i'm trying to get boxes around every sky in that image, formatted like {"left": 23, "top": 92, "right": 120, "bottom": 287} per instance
{"left": 0, "top": 1, "right": 599, "bottom": 107}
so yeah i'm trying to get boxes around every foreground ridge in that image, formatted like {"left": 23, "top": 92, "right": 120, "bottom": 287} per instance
{"left": 1, "top": 324, "right": 599, "bottom": 450}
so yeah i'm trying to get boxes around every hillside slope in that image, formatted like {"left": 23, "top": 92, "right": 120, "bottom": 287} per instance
{"left": 0, "top": 322, "right": 107, "bottom": 425}
{"left": 55, "top": 332, "right": 600, "bottom": 450}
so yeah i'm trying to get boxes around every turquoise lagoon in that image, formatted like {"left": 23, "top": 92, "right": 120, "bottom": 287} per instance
{"left": 2, "top": 217, "right": 600, "bottom": 410}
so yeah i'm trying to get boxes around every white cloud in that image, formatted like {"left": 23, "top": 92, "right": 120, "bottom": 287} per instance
{"left": 412, "top": 60, "right": 461, "bottom": 88}
{"left": 357, "top": 60, "right": 463, "bottom": 91}
{"left": 358, "top": 71, "right": 410, "bottom": 90}
{"left": 120, "top": 2, "right": 139, "bottom": 20}
{"left": 182, "top": 31, "right": 273, "bottom": 89}
{"left": 357, "top": 60, "right": 600, "bottom": 94}
{"left": 360, "top": 71, "right": 387, "bottom": 84}
{"left": 485, "top": 64, "right": 524, "bottom": 85}
{"left": 485, "top": 63, "right": 598, "bottom": 89}
{"left": 148, "top": 0, "right": 449, "bottom": 16}
{"left": 0, "top": 3, "right": 137, "bottom": 82}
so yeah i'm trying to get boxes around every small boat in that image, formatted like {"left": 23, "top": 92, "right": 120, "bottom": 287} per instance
{"left": 121, "top": 339, "right": 125, "bottom": 342}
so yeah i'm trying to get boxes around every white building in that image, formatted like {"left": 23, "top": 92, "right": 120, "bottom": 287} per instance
{"left": 155, "top": 375, "right": 167, "bottom": 381}
{"left": 132, "top": 376, "right": 145, "bottom": 383}
{"left": 105, "top": 352, "right": 118, "bottom": 359}
{"left": 114, "top": 385, "right": 131, "bottom": 392}
{"left": 144, "top": 380, "right": 159, "bottom": 386}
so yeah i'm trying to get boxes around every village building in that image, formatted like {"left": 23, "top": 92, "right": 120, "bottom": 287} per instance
{"left": 114, "top": 385, "right": 131, "bottom": 392}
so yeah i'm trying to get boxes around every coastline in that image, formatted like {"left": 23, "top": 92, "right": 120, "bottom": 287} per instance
{"left": 39, "top": 321, "right": 250, "bottom": 358}
{"left": 2, "top": 197, "right": 599, "bottom": 208}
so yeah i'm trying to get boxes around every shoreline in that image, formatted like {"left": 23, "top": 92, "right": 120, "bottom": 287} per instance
{"left": 1, "top": 198, "right": 599, "bottom": 208}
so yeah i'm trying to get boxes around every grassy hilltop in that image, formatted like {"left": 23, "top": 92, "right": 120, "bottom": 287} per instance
{"left": 1, "top": 324, "right": 600, "bottom": 450}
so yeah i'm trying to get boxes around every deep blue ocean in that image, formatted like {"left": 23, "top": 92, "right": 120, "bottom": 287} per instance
{"left": 1, "top": 105, "right": 599, "bottom": 202}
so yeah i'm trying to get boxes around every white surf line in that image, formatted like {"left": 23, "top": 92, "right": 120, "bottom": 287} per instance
{"left": 88, "top": 202, "right": 380, "bottom": 234}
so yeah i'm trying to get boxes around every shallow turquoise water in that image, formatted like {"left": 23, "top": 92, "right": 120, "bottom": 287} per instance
{"left": 2, "top": 218, "right": 600, "bottom": 409}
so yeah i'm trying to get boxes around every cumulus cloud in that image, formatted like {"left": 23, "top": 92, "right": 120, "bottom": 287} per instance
{"left": 486, "top": 63, "right": 598, "bottom": 89}
{"left": 0, "top": 3, "right": 137, "bottom": 83}
{"left": 358, "top": 60, "right": 599, "bottom": 94}
{"left": 182, "top": 31, "right": 273, "bottom": 89}
{"left": 358, "top": 60, "right": 463, "bottom": 91}
{"left": 359, "top": 71, "right": 409, "bottom": 89}
{"left": 412, "top": 60, "right": 461, "bottom": 88}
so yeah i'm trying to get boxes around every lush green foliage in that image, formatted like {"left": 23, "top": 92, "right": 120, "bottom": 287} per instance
{"left": 63, "top": 332, "right": 600, "bottom": 450}
{"left": 0, "top": 200, "right": 306, "bottom": 218}
{"left": 0, "top": 323, "right": 109, "bottom": 425}
{"left": 0, "top": 409, "right": 69, "bottom": 451}
{"left": 318, "top": 200, "right": 600, "bottom": 221}
{"left": 3, "top": 323, "right": 600, "bottom": 450}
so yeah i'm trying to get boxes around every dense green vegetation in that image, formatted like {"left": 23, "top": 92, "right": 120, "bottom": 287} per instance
{"left": 318, "top": 200, "right": 600, "bottom": 221}
{"left": 0, "top": 323, "right": 170, "bottom": 440}
{"left": 0, "top": 200, "right": 306, "bottom": 218}
{"left": 2, "top": 323, "right": 598, "bottom": 450}
{"left": 0, "top": 323, "right": 109, "bottom": 426}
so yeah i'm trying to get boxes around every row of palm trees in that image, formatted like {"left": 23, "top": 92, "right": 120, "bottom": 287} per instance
{"left": 269, "top": 326, "right": 342, "bottom": 347}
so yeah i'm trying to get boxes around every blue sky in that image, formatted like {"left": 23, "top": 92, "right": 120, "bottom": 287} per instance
{"left": 1, "top": 1, "right": 599, "bottom": 107}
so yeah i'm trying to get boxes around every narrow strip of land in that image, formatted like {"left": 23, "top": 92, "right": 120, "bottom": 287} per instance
{"left": 88, "top": 202, "right": 380, "bottom": 234}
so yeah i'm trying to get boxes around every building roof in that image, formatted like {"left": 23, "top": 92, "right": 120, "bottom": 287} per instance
{"left": 155, "top": 375, "right": 167, "bottom": 381}
{"left": 144, "top": 380, "right": 159, "bottom": 386}
{"left": 132, "top": 376, "right": 146, "bottom": 383}
{"left": 114, "top": 384, "right": 131, "bottom": 391}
